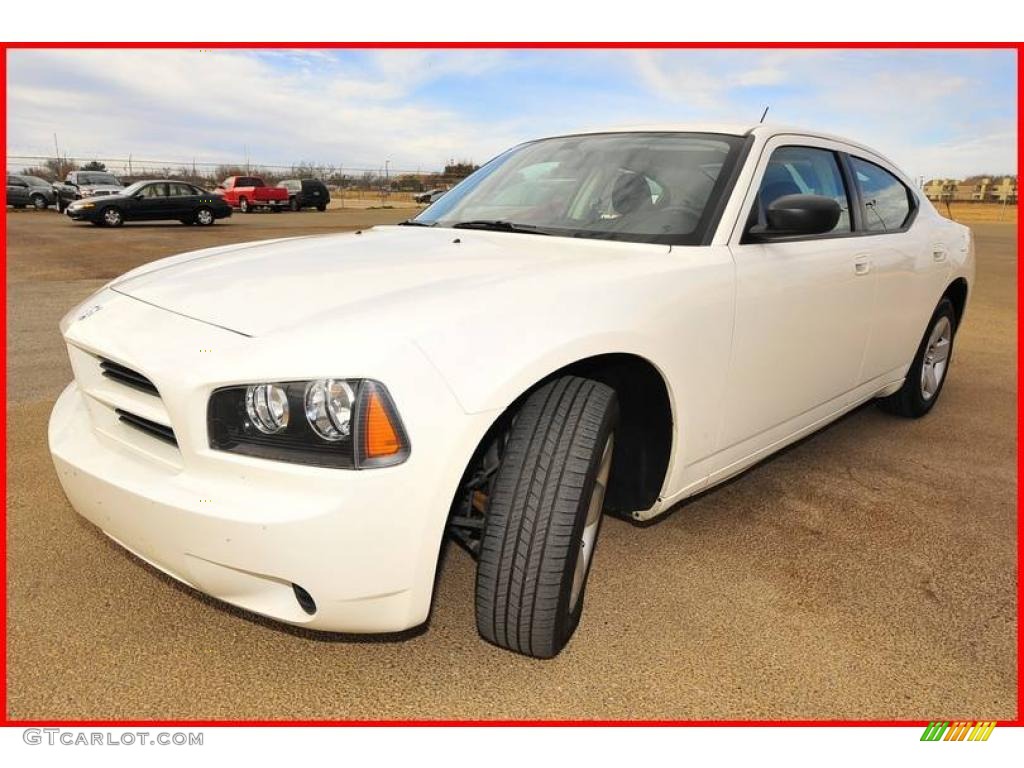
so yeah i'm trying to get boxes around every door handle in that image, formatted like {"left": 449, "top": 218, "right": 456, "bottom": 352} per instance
{"left": 854, "top": 258, "right": 871, "bottom": 276}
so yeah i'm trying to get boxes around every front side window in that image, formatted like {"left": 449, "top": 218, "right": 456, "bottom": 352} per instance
{"left": 140, "top": 183, "right": 168, "bottom": 199}
{"left": 850, "top": 157, "right": 913, "bottom": 232}
{"left": 755, "top": 146, "right": 851, "bottom": 234}
{"left": 414, "top": 132, "right": 745, "bottom": 245}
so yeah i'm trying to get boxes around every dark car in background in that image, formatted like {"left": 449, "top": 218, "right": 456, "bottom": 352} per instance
{"left": 65, "top": 180, "right": 232, "bottom": 227}
{"left": 414, "top": 188, "right": 446, "bottom": 204}
{"left": 7, "top": 174, "right": 57, "bottom": 209}
{"left": 54, "top": 170, "right": 125, "bottom": 212}
{"left": 277, "top": 178, "right": 330, "bottom": 211}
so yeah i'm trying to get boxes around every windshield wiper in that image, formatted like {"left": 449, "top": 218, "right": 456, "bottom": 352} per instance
{"left": 398, "top": 220, "right": 434, "bottom": 227}
{"left": 450, "top": 219, "right": 549, "bottom": 235}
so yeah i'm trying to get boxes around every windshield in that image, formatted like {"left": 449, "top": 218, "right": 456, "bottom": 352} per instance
{"left": 414, "top": 132, "right": 745, "bottom": 244}
{"left": 79, "top": 172, "right": 120, "bottom": 186}
{"left": 121, "top": 181, "right": 149, "bottom": 196}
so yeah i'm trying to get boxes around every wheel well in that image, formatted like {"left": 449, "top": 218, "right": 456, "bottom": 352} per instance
{"left": 943, "top": 278, "right": 968, "bottom": 329}
{"left": 458, "top": 353, "right": 673, "bottom": 518}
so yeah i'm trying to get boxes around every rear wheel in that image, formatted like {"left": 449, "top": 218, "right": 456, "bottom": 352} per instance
{"left": 195, "top": 207, "right": 215, "bottom": 226}
{"left": 475, "top": 376, "right": 618, "bottom": 658}
{"left": 317, "top": 203, "right": 327, "bottom": 212}
{"left": 239, "top": 197, "right": 250, "bottom": 213}
{"left": 879, "top": 298, "right": 957, "bottom": 418}
{"left": 101, "top": 206, "right": 123, "bottom": 227}
{"left": 289, "top": 197, "right": 300, "bottom": 211}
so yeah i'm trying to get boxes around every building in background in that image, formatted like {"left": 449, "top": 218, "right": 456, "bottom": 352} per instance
{"left": 924, "top": 175, "right": 1017, "bottom": 203}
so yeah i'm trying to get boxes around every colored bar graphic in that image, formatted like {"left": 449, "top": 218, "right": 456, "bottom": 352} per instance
{"left": 921, "top": 721, "right": 996, "bottom": 741}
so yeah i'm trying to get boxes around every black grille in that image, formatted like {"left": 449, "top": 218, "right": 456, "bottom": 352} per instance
{"left": 100, "top": 358, "right": 159, "bottom": 396}
{"left": 116, "top": 408, "right": 178, "bottom": 446}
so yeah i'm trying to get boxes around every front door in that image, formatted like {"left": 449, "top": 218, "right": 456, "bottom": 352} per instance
{"left": 129, "top": 182, "right": 174, "bottom": 220}
{"left": 720, "top": 138, "right": 875, "bottom": 455}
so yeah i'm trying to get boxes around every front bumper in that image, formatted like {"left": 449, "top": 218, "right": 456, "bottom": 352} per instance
{"left": 48, "top": 291, "right": 492, "bottom": 632}
{"left": 66, "top": 207, "right": 98, "bottom": 221}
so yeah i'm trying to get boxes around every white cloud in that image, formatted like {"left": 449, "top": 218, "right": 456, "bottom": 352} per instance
{"left": 6, "top": 49, "right": 523, "bottom": 172}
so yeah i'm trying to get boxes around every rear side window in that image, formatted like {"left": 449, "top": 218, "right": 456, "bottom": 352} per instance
{"left": 757, "top": 146, "right": 851, "bottom": 234}
{"left": 850, "top": 157, "right": 914, "bottom": 232}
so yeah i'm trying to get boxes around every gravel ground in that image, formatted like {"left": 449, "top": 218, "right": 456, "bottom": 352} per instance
{"left": 5, "top": 208, "right": 1017, "bottom": 720}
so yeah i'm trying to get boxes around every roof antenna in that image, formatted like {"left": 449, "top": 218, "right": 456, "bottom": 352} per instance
{"left": 759, "top": 106, "right": 770, "bottom": 124}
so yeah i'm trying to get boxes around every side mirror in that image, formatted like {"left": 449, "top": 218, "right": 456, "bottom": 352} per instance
{"left": 133, "top": 193, "right": 146, "bottom": 201}
{"left": 65, "top": 179, "right": 78, "bottom": 187}
{"left": 748, "top": 194, "right": 841, "bottom": 240}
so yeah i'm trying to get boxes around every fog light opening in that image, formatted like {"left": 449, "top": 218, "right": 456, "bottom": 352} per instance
{"left": 292, "top": 583, "right": 317, "bottom": 615}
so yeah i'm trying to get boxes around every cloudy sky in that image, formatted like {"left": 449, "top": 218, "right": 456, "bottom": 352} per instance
{"left": 6, "top": 48, "right": 1017, "bottom": 180}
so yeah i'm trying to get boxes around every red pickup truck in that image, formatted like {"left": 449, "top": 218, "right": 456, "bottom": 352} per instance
{"left": 215, "top": 176, "right": 289, "bottom": 213}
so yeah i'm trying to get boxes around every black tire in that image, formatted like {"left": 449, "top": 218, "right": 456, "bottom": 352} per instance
{"left": 317, "top": 203, "right": 327, "bottom": 212}
{"left": 879, "top": 297, "right": 957, "bottom": 418}
{"left": 31, "top": 194, "right": 48, "bottom": 210}
{"left": 289, "top": 197, "right": 300, "bottom": 211}
{"left": 239, "top": 197, "right": 250, "bottom": 213}
{"left": 100, "top": 206, "right": 123, "bottom": 227}
{"left": 475, "top": 376, "right": 618, "bottom": 659}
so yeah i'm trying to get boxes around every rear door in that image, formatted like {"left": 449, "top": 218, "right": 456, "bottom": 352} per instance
{"left": 721, "top": 137, "right": 874, "bottom": 455}
{"left": 301, "top": 180, "right": 325, "bottom": 206}
{"left": 168, "top": 183, "right": 200, "bottom": 218}
{"left": 845, "top": 156, "right": 948, "bottom": 381}
{"left": 7, "top": 176, "right": 30, "bottom": 206}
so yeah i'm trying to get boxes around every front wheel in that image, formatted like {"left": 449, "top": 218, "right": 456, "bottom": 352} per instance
{"left": 879, "top": 298, "right": 957, "bottom": 418}
{"left": 31, "top": 194, "right": 48, "bottom": 210}
{"left": 101, "top": 206, "right": 124, "bottom": 227}
{"left": 475, "top": 376, "right": 618, "bottom": 658}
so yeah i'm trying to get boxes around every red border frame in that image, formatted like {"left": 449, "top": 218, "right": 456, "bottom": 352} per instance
{"left": 1, "top": 40, "right": 1020, "bottom": 729}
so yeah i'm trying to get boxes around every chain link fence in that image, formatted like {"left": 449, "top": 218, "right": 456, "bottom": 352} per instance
{"left": 7, "top": 154, "right": 476, "bottom": 199}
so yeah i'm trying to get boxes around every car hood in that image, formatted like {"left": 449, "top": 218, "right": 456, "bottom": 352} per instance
{"left": 111, "top": 226, "right": 666, "bottom": 337}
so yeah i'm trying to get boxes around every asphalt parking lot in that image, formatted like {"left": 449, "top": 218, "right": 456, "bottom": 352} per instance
{"left": 5, "top": 208, "right": 1017, "bottom": 720}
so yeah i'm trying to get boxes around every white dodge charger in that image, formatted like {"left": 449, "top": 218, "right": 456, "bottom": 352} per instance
{"left": 49, "top": 124, "right": 974, "bottom": 658}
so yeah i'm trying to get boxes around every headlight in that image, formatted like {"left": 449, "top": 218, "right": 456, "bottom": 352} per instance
{"left": 208, "top": 379, "right": 409, "bottom": 469}
{"left": 245, "top": 384, "right": 289, "bottom": 434}
{"left": 304, "top": 379, "right": 354, "bottom": 441}
{"left": 72, "top": 202, "right": 95, "bottom": 210}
